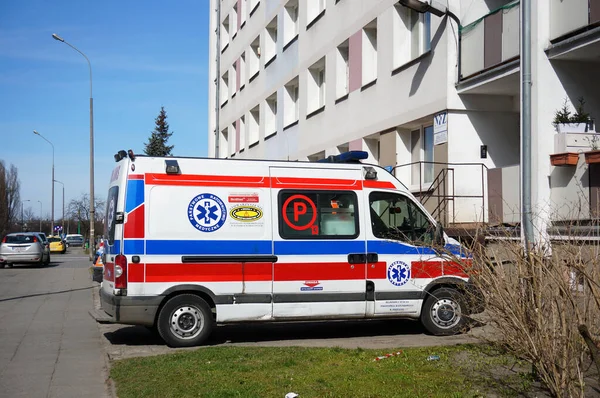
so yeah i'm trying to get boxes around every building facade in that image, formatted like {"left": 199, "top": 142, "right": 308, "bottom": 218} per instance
{"left": 208, "top": 0, "right": 600, "bottom": 241}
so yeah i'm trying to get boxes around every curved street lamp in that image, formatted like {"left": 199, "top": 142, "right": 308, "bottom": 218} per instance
{"left": 52, "top": 33, "right": 95, "bottom": 258}
{"left": 33, "top": 130, "right": 54, "bottom": 234}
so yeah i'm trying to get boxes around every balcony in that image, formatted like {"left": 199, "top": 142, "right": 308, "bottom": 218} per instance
{"left": 550, "top": 0, "right": 600, "bottom": 41}
{"left": 457, "top": 1, "right": 520, "bottom": 94}
{"left": 547, "top": 0, "right": 600, "bottom": 62}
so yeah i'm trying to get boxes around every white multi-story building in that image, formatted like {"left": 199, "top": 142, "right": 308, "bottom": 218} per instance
{"left": 208, "top": 0, "right": 600, "bottom": 240}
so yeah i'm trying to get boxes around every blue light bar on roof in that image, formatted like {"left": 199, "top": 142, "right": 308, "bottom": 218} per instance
{"left": 317, "top": 151, "right": 369, "bottom": 164}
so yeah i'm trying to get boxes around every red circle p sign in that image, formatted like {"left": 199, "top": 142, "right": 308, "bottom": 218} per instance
{"left": 282, "top": 195, "right": 317, "bottom": 231}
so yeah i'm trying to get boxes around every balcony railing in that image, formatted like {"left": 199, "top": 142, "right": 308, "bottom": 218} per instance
{"left": 459, "top": 1, "right": 520, "bottom": 80}
{"left": 550, "top": 0, "right": 600, "bottom": 41}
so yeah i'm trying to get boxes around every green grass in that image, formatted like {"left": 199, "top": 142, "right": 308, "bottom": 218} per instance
{"left": 109, "top": 345, "right": 516, "bottom": 398}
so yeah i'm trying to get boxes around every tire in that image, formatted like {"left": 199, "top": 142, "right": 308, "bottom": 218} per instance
{"left": 44, "top": 254, "right": 50, "bottom": 266}
{"left": 157, "top": 294, "right": 214, "bottom": 347}
{"left": 421, "top": 287, "right": 466, "bottom": 336}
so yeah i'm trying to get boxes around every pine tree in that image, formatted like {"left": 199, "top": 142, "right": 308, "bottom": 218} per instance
{"left": 144, "top": 107, "right": 174, "bottom": 156}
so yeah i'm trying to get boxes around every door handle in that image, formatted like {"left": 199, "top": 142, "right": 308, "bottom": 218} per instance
{"left": 367, "top": 253, "right": 378, "bottom": 263}
{"left": 347, "top": 253, "right": 366, "bottom": 264}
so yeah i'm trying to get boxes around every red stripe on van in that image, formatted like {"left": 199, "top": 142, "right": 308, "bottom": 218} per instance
{"left": 144, "top": 263, "right": 276, "bottom": 282}
{"left": 411, "top": 261, "right": 444, "bottom": 279}
{"left": 145, "top": 173, "right": 270, "bottom": 188}
{"left": 144, "top": 173, "right": 366, "bottom": 190}
{"left": 410, "top": 261, "right": 470, "bottom": 279}
{"left": 128, "top": 262, "right": 145, "bottom": 283}
{"left": 244, "top": 262, "right": 272, "bottom": 281}
{"left": 366, "top": 262, "right": 388, "bottom": 279}
{"left": 128, "top": 174, "right": 144, "bottom": 180}
{"left": 271, "top": 177, "right": 362, "bottom": 190}
{"left": 124, "top": 204, "right": 145, "bottom": 238}
{"left": 363, "top": 180, "right": 395, "bottom": 189}
{"left": 274, "top": 262, "right": 365, "bottom": 281}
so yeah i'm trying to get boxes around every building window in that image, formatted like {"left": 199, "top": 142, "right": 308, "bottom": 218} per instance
{"left": 307, "top": 57, "right": 326, "bottom": 114}
{"left": 240, "top": 0, "right": 247, "bottom": 27}
{"left": 410, "top": 126, "right": 434, "bottom": 185}
{"left": 265, "top": 17, "right": 278, "bottom": 65}
{"left": 249, "top": 0, "right": 260, "bottom": 16}
{"left": 283, "top": 0, "right": 299, "bottom": 47}
{"left": 306, "top": 0, "right": 326, "bottom": 28}
{"left": 229, "top": 124, "right": 237, "bottom": 156}
{"left": 307, "top": 151, "right": 325, "bottom": 161}
{"left": 239, "top": 116, "right": 246, "bottom": 151}
{"left": 220, "top": 72, "right": 229, "bottom": 105}
{"left": 265, "top": 92, "right": 277, "bottom": 138}
{"left": 278, "top": 190, "right": 359, "bottom": 239}
{"left": 362, "top": 19, "right": 377, "bottom": 85}
{"left": 248, "top": 36, "right": 260, "bottom": 80}
{"left": 335, "top": 40, "right": 349, "bottom": 99}
{"left": 393, "top": 4, "right": 431, "bottom": 69}
{"left": 219, "top": 128, "right": 229, "bottom": 158}
{"left": 221, "top": 18, "right": 230, "bottom": 51}
{"left": 231, "top": 63, "right": 238, "bottom": 95}
{"left": 284, "top": 77, "right": 299, "bottom": 127}
{"left": 230, "top": 3, "right": 238, "bottom": 38}
{"left": 248, "top": 104, "right": 260, "bottom": 146}
{"left": 239, "top": 54, "right": 246, "bottom": 89}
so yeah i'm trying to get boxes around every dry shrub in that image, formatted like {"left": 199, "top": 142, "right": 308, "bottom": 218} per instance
{"left": 457, "top": 237, "right": 600, "bottom": 397}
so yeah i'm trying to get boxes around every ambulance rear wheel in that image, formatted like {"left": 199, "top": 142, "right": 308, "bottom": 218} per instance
{"left": 157, "top": 294, "right": 214, "bottom": 347}
{"left": 421, "top": 287, "right": 466, "bottom": 336}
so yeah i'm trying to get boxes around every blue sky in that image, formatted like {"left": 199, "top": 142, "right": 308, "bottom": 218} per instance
{"left": 0, "top": 0, "right": 209, "bottom": 221}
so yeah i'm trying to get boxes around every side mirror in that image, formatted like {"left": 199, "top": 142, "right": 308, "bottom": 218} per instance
{"left": 434, "top": 222, "right": 445, "bottom": 247}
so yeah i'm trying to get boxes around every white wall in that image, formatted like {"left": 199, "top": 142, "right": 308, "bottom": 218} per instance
{"left": 447, "top": 110, "right": 519, "bottom": 223}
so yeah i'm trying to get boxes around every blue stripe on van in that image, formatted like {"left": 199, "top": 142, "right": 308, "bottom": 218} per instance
{"left": 367, "top": 240, "right": 435, "bottom": 255}
{"left": 145, "top": 240, "right": 272, "bottom": 255}
{"left": 128, "top": 240, "right": 465, "bottom": 257}
{"left": 125, "top": 180, "right": 144, "bottom": 212}
{"left": 124, "top": 239, "right": 144, "bottom": 255}
{"left": 274, "top": 240, "right": 365, "bottom": 255}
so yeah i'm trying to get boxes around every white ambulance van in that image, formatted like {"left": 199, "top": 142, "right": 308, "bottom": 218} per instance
{"left": 97, "top": 149, "right": 483, "bottom": 347}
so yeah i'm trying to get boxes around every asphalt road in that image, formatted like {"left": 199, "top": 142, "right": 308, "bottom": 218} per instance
{"left": 0, "top": 248, "right": 111, "bottom": 398}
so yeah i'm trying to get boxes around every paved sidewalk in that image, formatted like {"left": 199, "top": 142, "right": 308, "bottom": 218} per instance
{"left": 0, "top": 261, "right": 111, "bottom": 398}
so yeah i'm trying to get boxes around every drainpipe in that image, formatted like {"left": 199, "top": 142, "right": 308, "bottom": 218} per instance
{"left": 521, "top": 0, "right": 534, "bottom": 252}
{"left": 214, "top": 0, "right": 221, "bottom": 158}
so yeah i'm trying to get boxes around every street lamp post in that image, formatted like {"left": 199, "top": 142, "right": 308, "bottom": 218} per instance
{"left": 52, "top": 33, "right": 95, "bottom": 259}
{"left": 21, "top": 199, "right": 30, "bottom": 229}
{"left": 54, "top": 180, "right": 65, "bottom": 235}
{"left": 37, "top": 200, "right": 42, "bottom": 232}
{"left": 33, "top": 130, "right": 54, "bottom": 234}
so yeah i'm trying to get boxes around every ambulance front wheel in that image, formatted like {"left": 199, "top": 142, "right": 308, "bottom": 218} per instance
{"left": 421, "top": 287, "right": 466, "bottom": 336}
{"left": 157, "top": 294, "right": 214, "bottom": 347}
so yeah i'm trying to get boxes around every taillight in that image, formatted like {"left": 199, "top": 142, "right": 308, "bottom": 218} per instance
{"left": 33, "top": 236, "right": 38, "bottom": 242}
{"left": 114, "top": 254, "right": 128, "bottom": 290}
{"left": 1, "top": 237, "right": 6, "bottom": 243}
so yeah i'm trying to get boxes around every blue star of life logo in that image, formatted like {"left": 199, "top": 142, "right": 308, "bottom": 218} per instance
{"left": 188, "top": 193, "right": 227, "bottom": 232}
{"left": 387, "top": 261, "right": 411, "bottom": 287}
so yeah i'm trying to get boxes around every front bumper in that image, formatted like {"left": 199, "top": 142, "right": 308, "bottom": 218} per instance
{"left": 99, "top": 288, "right": 162, "bottom": 326}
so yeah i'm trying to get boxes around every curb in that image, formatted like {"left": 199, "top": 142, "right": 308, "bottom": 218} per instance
{"left": 90, "top": 285, "right": 118, "bottom": 398}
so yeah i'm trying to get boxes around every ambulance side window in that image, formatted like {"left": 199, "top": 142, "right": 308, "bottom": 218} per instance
{"left": 369, "top": 192, "right": 434, "bottom": 245}
{"left": 278, "top": 191, "right": 359, "bottom": 239}
{"left": 105, "top": 186, "right": 119, "bottom": 245}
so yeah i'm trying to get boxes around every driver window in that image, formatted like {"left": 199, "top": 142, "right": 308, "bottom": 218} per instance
{"left": 369, "top": 191, "right": 434, "bottom": 245}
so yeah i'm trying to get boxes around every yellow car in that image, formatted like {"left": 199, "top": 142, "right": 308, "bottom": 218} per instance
{"left": 48, "top": 236, "right": 66, "bottom": 254}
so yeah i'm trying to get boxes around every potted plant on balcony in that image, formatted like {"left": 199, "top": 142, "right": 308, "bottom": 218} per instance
{"left": 550, "top": 152, "right": 580, "bottom": 166}
{"left": 584, "top": 135, "right": 600, "bottom": 164}
{"left": 553, "top": 97, "right": 590, "bottom": 133}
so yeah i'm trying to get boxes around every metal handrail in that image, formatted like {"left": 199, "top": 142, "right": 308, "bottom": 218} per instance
{"left": 392, "top": 161, "right": 489, "bottom": 226}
